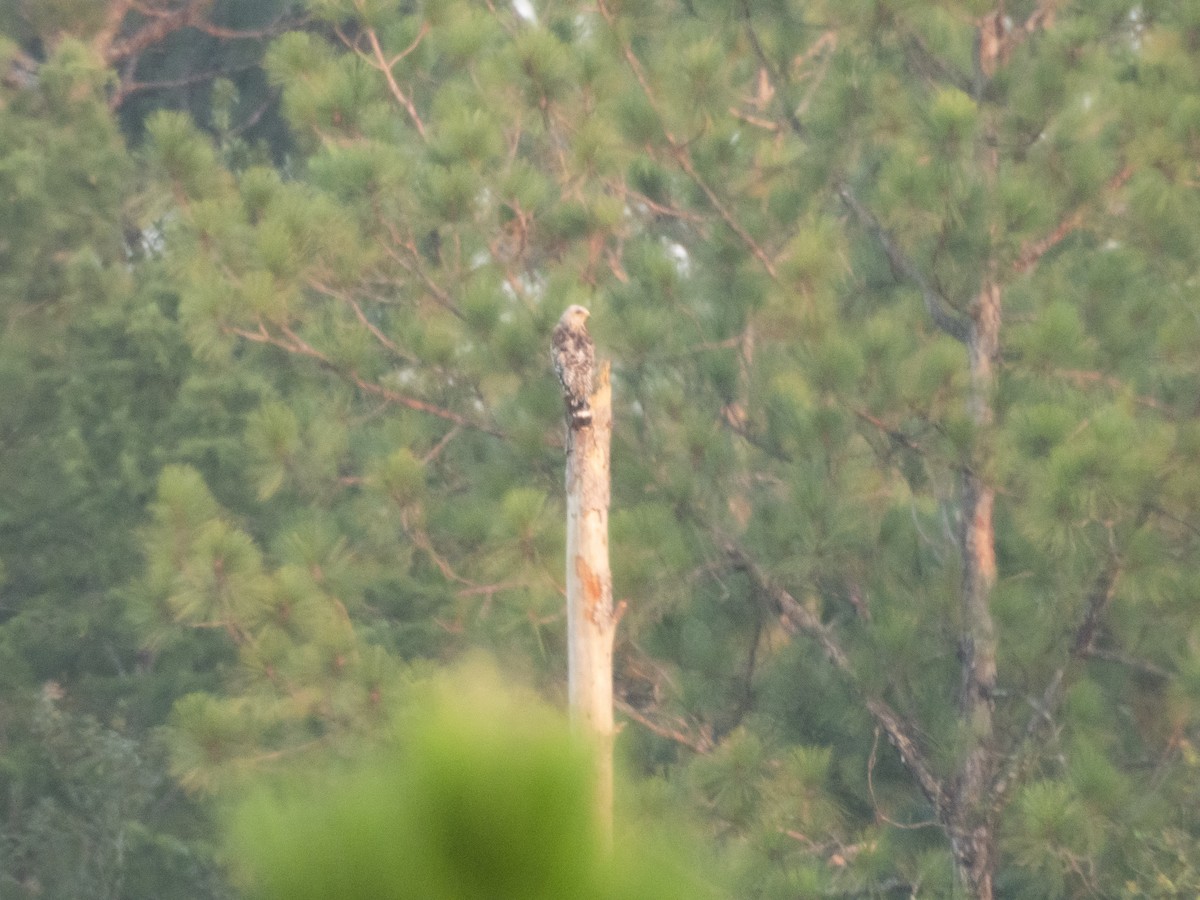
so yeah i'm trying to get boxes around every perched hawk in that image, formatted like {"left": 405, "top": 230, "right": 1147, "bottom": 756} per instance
{"left": 551, "top": 304, "right": 595, "bottom": 429}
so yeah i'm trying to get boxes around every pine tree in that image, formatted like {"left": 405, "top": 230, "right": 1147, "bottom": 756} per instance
{"left": 0, "top": 36, "right": 235, "bottom": 897}
{"left": 114, "top": 1, "right": 1200, "bottom": 896}
{"left": 135, "top": 0, "right": 652, "bottom": 786}
{"left": 595, "top": 2, "right": 1200, "bottom": 896}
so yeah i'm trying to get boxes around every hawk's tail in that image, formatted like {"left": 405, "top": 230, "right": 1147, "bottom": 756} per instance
{"left": 566, "top": 397, "right": 592, "bottom": 429}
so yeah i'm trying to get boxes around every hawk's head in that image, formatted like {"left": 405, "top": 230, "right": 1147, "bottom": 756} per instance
{"left": 560, "top": 304, "right": 590, "bottom": 330}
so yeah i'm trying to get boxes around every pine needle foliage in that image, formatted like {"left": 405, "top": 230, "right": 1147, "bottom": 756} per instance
{"left": 4, "top": 0, "right": 1200, "bottom": 897}
{"left": 135, "top": 5, "right": 1200, "bottom": 890}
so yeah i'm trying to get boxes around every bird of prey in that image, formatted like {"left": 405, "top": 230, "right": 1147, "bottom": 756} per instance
{"left": 551, "top": 304, "right": 595, "bottom": 429}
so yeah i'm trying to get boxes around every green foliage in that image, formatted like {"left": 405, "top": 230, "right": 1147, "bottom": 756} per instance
{"left": 0, "top": 34, "right": 237, "bottom": 896}
{"left": 4, "top": 1, "right": 1200, "bottom": 897}
{"left": 1004, "top": 780, "right": 1098, "bottom": 897}
{"left": 230, "top": 663, "right": 710, "bottom": 900}
{"left": 145, "top": 111, "right": 228, "bottom": 200}
{"left": 0, "top": 689, "right": 230, "bottom": 900}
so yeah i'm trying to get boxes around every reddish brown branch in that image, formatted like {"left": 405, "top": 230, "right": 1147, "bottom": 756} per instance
{"left": 999, "top": 0, "right": 1063, "bottom": 65}
{"left": 365, "top": 27, "right": 428, "bottom": 140}
{"left": 99, "top": 0, "right": 304, "bottom": 106}
{"left": 1013, "top": 165, "right": 1134, "bottom": 275}
{"left": 421, "top": 424, "right": 462, "bottom": 464}
{"left": 102, "top": 0, "right": 208, "bottom": 64}
{"left": 669, "top": 146, "right": 779, "bottom": 279}
{"left": 853, "top": 408, "right": 925, "bottom": 453}
{"left": 93, "top": 0, "right": 135, "bottom": 60}
{"left": 376, "top": 216, "right": 461, "bottom": 315}
{"left": 403, "top": 515, "right": 477, "bottom": 586}
{"left": 619, "top": 185, "right": 707, "bottom": 224}
{"left": 353, "top": 374, "right": 500, "bottom": 436}
{"left": 332, "top": 24, "right": 428, "bottom": 140}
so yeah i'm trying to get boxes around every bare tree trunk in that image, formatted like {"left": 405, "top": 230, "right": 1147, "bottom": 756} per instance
{"left": 949, "top": 277, "right": 1002, "bottom": 900}
{"left": 564, "top": 362, "right": 618, "bottom": 844}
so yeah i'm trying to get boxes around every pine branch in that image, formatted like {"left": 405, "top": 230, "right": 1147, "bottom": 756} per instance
{"left": 992, "top": 551, "right": 1124, "bottom": 809}
{"left": 100, "top": 0, "right": 305, "bottom": 107}
{"left": 376, "top": 216, "right": 464, "bottom": 318}
{"left": 184, "top": 18, "right": 295, "bottom": 40}
{"left": 101, "top": 0, "right": 297, "bottom": 64}
{"left": 1069, "top": 557, "right": 1123, "bottom": 659}
{"left": 615, "top": 699, "right": 714, "bottom": 754}
{"left": 1, "top": 48, "right": 40, "bottom": 90}
{"left": 820, "top": 880, "right": 920, "bottom": 899}
{"left": 837, "top": 185, "right": 971, "bottom": 344}
{"left": 903, "top": 29, "right": 973, "bottom": 95}
{"left": 226, "top": 321, "right": 501, "bottom": 436}
{"left": 308, "top": 278, "right": 413, "bottom": 363}
{"left": 669, "top": 145, "right": 778, "bottom": 279}
{"left": 108, "top": 62, "right": 264, "bottom": 110}
{"left": 973, "top": 1, "right": 1062, "bottom": 96}
{"left": 1012, "top": 165, "right": 1133, "bottom": 274}
{"left": 102, "top": 0, "right": 212, "bottom": 64}
{"left": 1001, "top": 0, "right": 1063, "bottom": 65}
{"left": 723, "top": 542, "right": 950, "bottom": 819}
{"left": 1080, "top": 647, "right": 1171, "bottom": 680}
{"left": 420, "top": 424, "right": 462, "bottom": 464}
{"left": 335, "top": 24, "right": 428, "bottom": 141}
{"left": 736, "top": 2, "right": 804, "bottom": 138}
{"left": 619, "top": 184, "right": 708, "bottom": 224}
{"left": 93, "top": 0, "right": 135, "bottom": 61}
{"left": 852, "top": 408, "right": 925, "bottom": 454}
{"left": 596, "top": 0, "right": 778, "bottom": 279}
{"left": 868, "top": 727, "right": 941, "bottom": 830}
{"left": 402, "top": 512, "right": 477, "bottom": 587}
{"left": 227, "top": 89, "right": 279, "bottom": 137}
{"left": 1048, "top": 366, "right": 1169, "bottom": 414}
{"left": 719, "top": 414, "right": 796, "bottom": 465}
{"left": 736, "top": 3, "right": 839, "bottom": 140}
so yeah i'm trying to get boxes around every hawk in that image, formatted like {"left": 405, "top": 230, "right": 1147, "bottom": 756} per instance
{"left": 551, "top": 304, "right": 595, "bottom": 429}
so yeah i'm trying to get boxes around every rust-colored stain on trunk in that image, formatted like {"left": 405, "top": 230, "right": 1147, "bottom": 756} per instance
{"left": 970, "top": 488, "right": 997, "bottom": 589}
{"left": 575, "top": 555, "right": 603, "bottom": 606}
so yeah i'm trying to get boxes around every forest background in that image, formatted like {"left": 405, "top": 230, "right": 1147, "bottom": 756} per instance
{"left": 2, "top": 0, "right": 1200, "bottom": 897}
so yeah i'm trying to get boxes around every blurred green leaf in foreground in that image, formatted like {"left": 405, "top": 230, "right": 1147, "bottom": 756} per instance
{"left": 227, "top": 659, "right": 717, "bottom": 900}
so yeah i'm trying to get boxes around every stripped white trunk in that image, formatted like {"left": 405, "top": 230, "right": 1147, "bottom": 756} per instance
{"left": 565, "top": 362, "right": 617, "bottom": 843}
